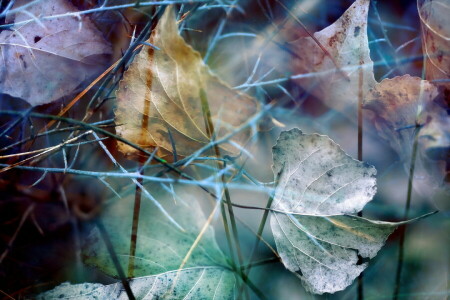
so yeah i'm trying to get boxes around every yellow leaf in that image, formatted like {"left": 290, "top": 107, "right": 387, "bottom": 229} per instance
{"left": 115, "top": 6, "right": 258, "bottom": 159}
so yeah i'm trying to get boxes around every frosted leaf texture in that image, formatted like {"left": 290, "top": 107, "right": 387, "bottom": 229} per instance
{"left": 270, "top": 128, "right": 402, "bottom": 294}
{"left": 37, "top": 267, "right": 236, "bottom": 299}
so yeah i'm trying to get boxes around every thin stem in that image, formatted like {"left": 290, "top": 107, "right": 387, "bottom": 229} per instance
{"left": 393, "top": 125, "right": 420, "bottom": 300}
{"left": 0, "top": 163, "right": 273, "bottom": 194}
{"left": 241, "top": 257, "right": 280, "bottom": 270}
{"left": 229, "top": 263, "right": 268, "bottom": 300}
{"left": 199, "top": 88, "right": 247, "bottom": 298}
{"left": 0, "top": 204, "right": 34, "bottom": 264}
{"left": 357, "top": 42, "right": 364, "bottom": 300}
{"left": 128, "top": 167, "right": 144, "bottom": 278}
{"left": 0, "top": 0, "right": 212, "bottom": 28}
{"left": 238, "top": 172, "right": 280, "bottom": 298}
{"left": 96, "top": 220, "right": 135, "bottom": 300}
{"left": 0, "top": 110, "right": 198, "bottom": 183}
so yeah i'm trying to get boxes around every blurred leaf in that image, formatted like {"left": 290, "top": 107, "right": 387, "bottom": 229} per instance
{"left": 0, "top": 0, "right": 112, "bottom": 106}
{"left": 115, "top": 6, "right": 258, "bottom": 159}
{"left": 36, "top": 267, "right": 236, "bottom": 299}
{"left": 82, "top": 185, "right": 227, "bottom": 277}
{"left": 364, "top": 75, "right": 449, "bottom": 200}
{"left": 289, "top": 0, "right": 376, "bottom": 118}
{"left": 364, "top": 75, "right": 439, "bottom": 158}
{"left": 40, "top": 184, "right": 238, "bottom": 299}
{"left": 270, "top": 128, "right": 405, "bottom": 294}
{"left": 418, "top": 0, "right": 450, "bottom": 94}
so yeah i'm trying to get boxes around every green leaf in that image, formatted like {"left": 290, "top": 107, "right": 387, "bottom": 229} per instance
{"left": 83, "top": 185, "right": 227, "bottom": 277}
{"left": 35, "top": 184, "right": 237, "bottom": 299}
{"left": 36, "top": 267, "right": 236, "bottom": 299}
{"left": 270, "top": 128, "right": 419, "bottom": 294}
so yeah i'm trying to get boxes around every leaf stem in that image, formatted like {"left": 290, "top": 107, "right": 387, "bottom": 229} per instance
{"left": 357, "top": 41, "right": 364, "bottom": 300}
{"left": 199, "top": 88, "right": 248, "bottom": 298}
{"left": 128, "top": 167, "right": 144, "bottom": 278}
{"left": 393, "top": 125, "right": 420, "bottom": 300}
{"left": 237, "top": 171, "right": 280, "bottom": 298}
{"left": 96, "top": 220, "right": 135, "bottom": 300}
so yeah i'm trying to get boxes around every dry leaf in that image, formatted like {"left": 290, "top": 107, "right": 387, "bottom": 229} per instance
{"left": 289, "top": 0, "right": 376, "bottom": 119}
{"left": 71, "top": 185, "right": 236, "bottom": 299}
{"left": 270, "top": 128, "right": 423, "bottom": 294}
{"left": 363, "top": 75, "right": 439, "bottom": 157}
{"left": 419, "top": 106, "right": 450, "bottom": 162}
{"left": 115, "top": 6, "right": 258, "bottom": 158}
{"left": 363, "top": 75, "right": 449, "bottom": 200}
{"left": 418, "top": 0, "right": 450, "bottom": 95}
{"left": 36, "top": 268, "right": 236, "bottom": 299}
{"left": 0, "top": 0, "right": 112, "bottom": 106}
{"left": 83, "top": 185, "right": 227, "bottom": 278}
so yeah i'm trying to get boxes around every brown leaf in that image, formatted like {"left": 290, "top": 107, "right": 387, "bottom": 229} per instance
{"left": 364, "top": 75, "right": 439, "bottom": 157}
{"left": 363, "top": 75, "right": 449, "bottom": 199}
{"left": 419, "top": 0, "right": 450, "bottom": 96}
{"left": 289, "top": 0, "right": 376, "bottom": 119}
{"left": 0, "top": 0, "right": 112, "bottom": 106}
{"left": 115, "top": 6, "right": 258, "bottom": 159}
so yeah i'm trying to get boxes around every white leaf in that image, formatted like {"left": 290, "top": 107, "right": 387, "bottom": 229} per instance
{"left": 271, "top": 128, "right": 376, "bottom": 216}
{"left": 270, "top": 128, "right": 405, "bottom": 294}
{"left": 36, "top": 267, "right": 236, "bottom": 299}
{"left": 291, "top": 0, "right": 376, "bottom": 118}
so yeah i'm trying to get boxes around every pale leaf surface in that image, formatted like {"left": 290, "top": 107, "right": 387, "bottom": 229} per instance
{"left": 270, "top": 128, "right": 402, "bottom": 294}
{"left": 37, "top": 267, "right": 236, "bottom": 299}
{"left": 0, "top": 0, "right": 112, "bottom": 106}
{"left": 271, "top": 128, "right": 376, "bottom": 216}
{"left": 290, "top": 0, "right": 376, "bottom": 118}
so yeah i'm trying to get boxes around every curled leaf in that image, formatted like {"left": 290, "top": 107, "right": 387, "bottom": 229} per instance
{"left": 289, "top": 0, "right": 376, "bottom": 118}
{"left": 115, "top": 6, "right": 258, "bottom": 159}
{"left": 0, "top": 0, "right": 112, "bottom": 106}
{"left": 270, "top": 128, "right": 410, "bottom": 294}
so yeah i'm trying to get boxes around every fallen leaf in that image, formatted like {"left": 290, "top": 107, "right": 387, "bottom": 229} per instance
{"left": 363, "top": 75, "right": 439, "bottom": 158}
{"left": 115, "top": 6, "right": 258, "bottom": 159}
{"left": 288, "top": 0, "right": 376, "bottom": 119}
{"left": 0, "top": 0, "right": 112, "bottom": 106}
{"left": 418, "top": 0, "right": 450, "bottom": 95}
{"left": 36, "top": 184, "right": 237, "bottom": 298}
{"left": 82, "top": 185, "right": 227, "bottom": 278}
{"left": 270, "top": 128, "right": 411, "bottom": 294}
{"left": 419, "top": 105, "right": 450, "bottom": 162}
{"left": 363, "top": 75, "right": 449, "bottom": 200}
{"left": 36, "top": 267, "right": 236, "bottom": 299}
